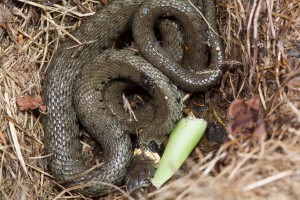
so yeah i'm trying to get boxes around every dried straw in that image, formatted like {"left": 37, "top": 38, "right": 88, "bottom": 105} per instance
{"left": 0, "top": 0, "right": 299, "bottom": 199}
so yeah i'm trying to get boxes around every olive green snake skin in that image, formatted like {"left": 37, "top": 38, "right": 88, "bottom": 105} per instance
{"left": 42, "top": 0, "right": 225, "bottom": 196}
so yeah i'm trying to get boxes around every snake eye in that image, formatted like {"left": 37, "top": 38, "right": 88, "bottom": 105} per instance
{"left": 148, "top": 141, "right": 159, "bottom": 152}
{"left": 148, "top": 140, "right": 164, "bottom": 157}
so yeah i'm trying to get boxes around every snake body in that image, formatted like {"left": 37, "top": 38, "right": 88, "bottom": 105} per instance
{"left": 43, "top": 0, "right": 225, "bottom": 196}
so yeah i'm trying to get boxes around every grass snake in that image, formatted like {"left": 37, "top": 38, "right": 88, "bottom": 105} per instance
{"left": 42, "top": 0, "right": 225, "bottom": 196}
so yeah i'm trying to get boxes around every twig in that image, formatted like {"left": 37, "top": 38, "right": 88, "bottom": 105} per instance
{"left": 4, "top": 92, "right": 28, "bottom": 175}
{"left": 39, "top": 13, "right": 50, "bottom": 74}
{"left": 266, "top": 0, "right": 276, "bottom": 38}
{"left": 42, "top": 15, "right": 82, "bottom": 45}
{"left": 16, "top": 0, "right": 95, "bottom": 18}
{"left": 247, "top": 0, "right": 258, "bottom": 59}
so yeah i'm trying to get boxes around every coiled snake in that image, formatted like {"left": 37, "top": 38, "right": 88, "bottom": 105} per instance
{"left": 42, "top": 0, "right": 225, "bottom": 196}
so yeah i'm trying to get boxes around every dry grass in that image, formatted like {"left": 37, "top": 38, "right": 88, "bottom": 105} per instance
{"left": 0, "top": 0, "right": 300, "bottom": 199}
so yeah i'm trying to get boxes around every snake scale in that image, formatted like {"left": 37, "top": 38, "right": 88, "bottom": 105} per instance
{"left": 42, "top": 0, "right": 225, "bottom": 196}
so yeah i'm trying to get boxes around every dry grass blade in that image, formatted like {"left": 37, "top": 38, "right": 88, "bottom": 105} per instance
{"left": 42, "top": 15, "right": 82, "bottom": 45}
{"left": 242, "top": 170, "right": 300, "bottom": 191}
{"left": 16, "top": 0, "right": 95, "bottom": 17}
{"left": 4, "top": 92, "right": 28, "bottom": 175}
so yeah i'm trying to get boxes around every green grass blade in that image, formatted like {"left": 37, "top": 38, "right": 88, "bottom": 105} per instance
{"left": 151, "top": 117, "right": 207, "bottom": 188}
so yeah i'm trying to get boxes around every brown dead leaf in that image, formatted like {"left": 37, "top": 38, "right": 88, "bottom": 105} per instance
{"left": 227, "top": 95, "right": 267, "bottom": 144}
{"left": 16, "top": 95, "right": 44, "bottom": 111}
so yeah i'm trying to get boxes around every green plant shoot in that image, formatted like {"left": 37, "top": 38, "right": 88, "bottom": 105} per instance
{"left": 151, "top": 117, "right": 207, "bottom": 188}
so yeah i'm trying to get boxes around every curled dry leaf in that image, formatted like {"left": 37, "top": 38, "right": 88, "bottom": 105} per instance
{"left": 227, "top": 95, "right": 266, "bottom": 143}
{"left": 16, "top": 95, "right": 46, "bottom": 112}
